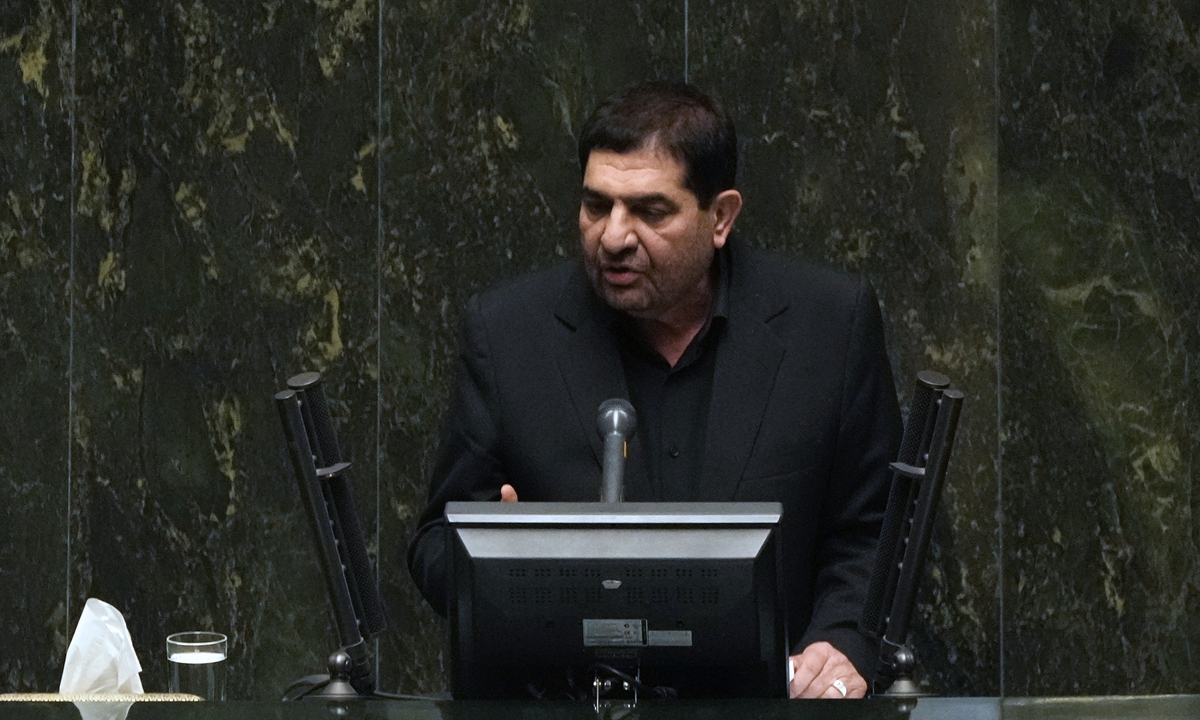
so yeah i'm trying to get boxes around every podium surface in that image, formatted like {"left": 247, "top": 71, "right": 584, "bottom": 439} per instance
{"left": 3, "top": 697, "right": 1200, "bottom": 720}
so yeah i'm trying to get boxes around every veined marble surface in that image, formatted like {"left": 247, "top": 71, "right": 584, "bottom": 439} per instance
{"left": 690, "top": 0, "right": 1000, "bottom": 695}
{"left": 1, "top": 0, "right": 1197, "bottom": 699}
{"left": 0, "top": 0, "right": 72, "bottom": 692}
{"left": 999, "top": 0, "right": 1200, "bottom": 695}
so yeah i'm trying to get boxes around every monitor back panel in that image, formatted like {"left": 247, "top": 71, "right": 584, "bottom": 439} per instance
{"left": 446, "top": 502, "right": 787, "bottom": 699}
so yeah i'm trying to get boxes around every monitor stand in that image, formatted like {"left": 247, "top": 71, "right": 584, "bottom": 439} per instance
{"left": 593, "top": 664, "right": 639, "bottom": 715}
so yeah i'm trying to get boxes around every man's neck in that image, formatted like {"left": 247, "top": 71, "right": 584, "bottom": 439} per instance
{"left": 632, "top": 275, "right": 716, "bottom": 368}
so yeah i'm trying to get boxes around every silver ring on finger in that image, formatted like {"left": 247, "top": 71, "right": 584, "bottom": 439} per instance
{"left": 831, "top": 678, "right": 848, "bottom": 697}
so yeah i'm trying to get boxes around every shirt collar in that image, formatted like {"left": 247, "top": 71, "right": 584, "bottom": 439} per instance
{"left": 710, "top": 244, "right": 730, "bottom": 322}
{"left": 602, "top": 246, "right": 730, "bottom": 369}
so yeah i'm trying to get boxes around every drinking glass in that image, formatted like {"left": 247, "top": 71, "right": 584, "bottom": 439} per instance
{"left": 166, "top": 631, "right": 227, "bottom": 700}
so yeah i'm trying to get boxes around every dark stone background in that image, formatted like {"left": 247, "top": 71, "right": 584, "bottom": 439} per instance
{"left": 1, "top": 0, "right": 1196, "bottom": 698}
{"left": 999, "top": 0, "right": 1200, "bottom": 695}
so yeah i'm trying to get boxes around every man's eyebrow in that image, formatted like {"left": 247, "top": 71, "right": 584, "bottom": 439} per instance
{"left": 625, "top": 193, "right": 677, "bottom": 208}
{"left": 581, "top": 186, "right": 678, "bottom": 208}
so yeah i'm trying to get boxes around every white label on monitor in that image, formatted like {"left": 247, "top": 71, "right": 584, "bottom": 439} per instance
{"left": 646, "top": 630, "right": 693, "bottom": 647}
{"left": 583, "top": 619, "right": 645, "bottom": 646}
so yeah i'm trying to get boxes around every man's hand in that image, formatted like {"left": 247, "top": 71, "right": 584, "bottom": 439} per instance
{"left": 788, "top": 641, "right": 866, "bottom": 699}
{"left": 500, "top": 484, "right": 518, "bottom": 502}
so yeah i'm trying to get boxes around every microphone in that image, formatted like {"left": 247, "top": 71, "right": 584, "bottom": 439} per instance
{"left": 596, "top": 398, "right": 637, "bottom": 503}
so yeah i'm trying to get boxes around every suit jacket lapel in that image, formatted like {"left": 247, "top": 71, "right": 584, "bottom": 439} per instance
{"left": 553, "top": 266, "right": 630, "bottom": 470}
{"left": 699, "top": 247, "right": 788, "bottom": 501}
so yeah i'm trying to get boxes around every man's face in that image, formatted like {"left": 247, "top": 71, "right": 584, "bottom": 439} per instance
{"left": 579, "top": 146, "right": 738, "bottom": 322}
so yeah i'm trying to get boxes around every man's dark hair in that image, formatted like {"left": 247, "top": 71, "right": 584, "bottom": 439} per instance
{"left": 578, "top": 81, "right": 737, "bottom": 209}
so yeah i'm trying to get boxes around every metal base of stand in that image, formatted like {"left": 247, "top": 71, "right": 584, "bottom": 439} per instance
{"left": 315, "top": 677, "right": 358, "bottom": 698}
{"left": 285, "top": 650, "right": 364, "bottom": 700}
{"left": 876, "top": 643, "right": 933, "bottom": 699}
{"left": 884, "top": 677, "right": 930, "bottom": 698}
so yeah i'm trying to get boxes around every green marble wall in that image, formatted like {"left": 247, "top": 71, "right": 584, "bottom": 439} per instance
{"left": 999, "top": 0, "right": 1200, "bottom": 694}
{"left": 689, "top": 0, "right": 1000, "bottom": 695}
{"left": 1, "top": 0, "right": 72, "bottom": 691}
{"left": 0, "top": 0, "right": 1196, "bottom": 700}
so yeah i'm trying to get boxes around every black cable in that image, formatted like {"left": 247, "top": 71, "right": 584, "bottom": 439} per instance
{"left": 284, "top": 680, "right": 443, "bottom": 702}
{"left": 282, "top": 675, "right": 333, "bottom": 701}
{"left": 371, "top": 690, "right": 444, "bottom": 701}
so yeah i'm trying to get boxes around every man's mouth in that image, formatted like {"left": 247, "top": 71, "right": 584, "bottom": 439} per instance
{"left": 601, "top": 266, "right": 640, "bottom": 286}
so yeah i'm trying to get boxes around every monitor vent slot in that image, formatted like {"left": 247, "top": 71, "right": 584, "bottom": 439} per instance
{"left": 501, "top": 565, "right": 724, "bottom": 608}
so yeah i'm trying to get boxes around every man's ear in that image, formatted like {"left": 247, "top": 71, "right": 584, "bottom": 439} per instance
{"left": 710, "top": 189, "right": 744, "bottom": 249}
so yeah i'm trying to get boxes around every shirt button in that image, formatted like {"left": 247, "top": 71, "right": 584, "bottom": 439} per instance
{"left": 668, "top": 445, "right": 680, "bottom": 458}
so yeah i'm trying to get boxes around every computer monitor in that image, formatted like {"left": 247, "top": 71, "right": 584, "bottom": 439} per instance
{"left": 445, "top": 501, "right": 788, "bottom": 699}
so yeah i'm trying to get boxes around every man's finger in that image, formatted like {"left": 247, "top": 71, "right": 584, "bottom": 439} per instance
{"left": 808, "top": 655, "right": 866, "bottom": 700}
{"left": 844, "top": 675, "right": 868, "bottom": 698}
{"left": 788, "top": 651, "right": 827, "bottom": 698}
{"left": 789, "top": 642, "right": 866, "bottom": 700}
{"left": 821, "top": 683, "right": 848, "bottom": 699}
{"left": 796, "top": 670, "right": 834, "bottom": 699}
{"left": 818, "top": 675, "right": 867, "bottom": 699}
{"left": 500, "top": 484, "right": 518, "bottom": 502}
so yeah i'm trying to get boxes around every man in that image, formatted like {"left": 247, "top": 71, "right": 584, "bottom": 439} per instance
{"left": 407, "top": 81, "right": 901, "bottom": 699}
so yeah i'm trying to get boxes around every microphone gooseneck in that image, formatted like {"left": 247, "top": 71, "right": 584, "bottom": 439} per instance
{"left": 596, "top": 398, "right": 637, "bottom": 503}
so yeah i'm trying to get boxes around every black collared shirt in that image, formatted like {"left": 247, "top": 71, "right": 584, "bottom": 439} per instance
{"left": 611, "top": 252, "right": 729, "bottom": 501}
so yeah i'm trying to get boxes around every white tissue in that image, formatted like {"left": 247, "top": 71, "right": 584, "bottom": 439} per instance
{"left": 60, "top": 598, "right": 145, "bottom": 695}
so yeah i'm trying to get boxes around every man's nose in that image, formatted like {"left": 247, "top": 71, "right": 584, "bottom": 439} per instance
{"left": 599, "top": 206, "right": 637, "bottom": 254}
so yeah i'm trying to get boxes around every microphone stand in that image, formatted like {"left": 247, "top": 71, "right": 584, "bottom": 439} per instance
{"left": 276, "top": 372, "right": 388, "bottom": 700}
{"left": 597, "top": 399, "right": 636, "bottom": 504}
{"left": 861, "top": 373, "right": 964, "bottom": 697}
{"left": 593, "top": 399, "right": 640, "bottom": 711}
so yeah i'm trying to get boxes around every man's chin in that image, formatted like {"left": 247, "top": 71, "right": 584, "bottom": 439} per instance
{"left": 596, "top": 285, "right": 652, "bottom": 314}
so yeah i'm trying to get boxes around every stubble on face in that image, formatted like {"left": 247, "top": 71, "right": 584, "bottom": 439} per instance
{"left": 579, "top": 148, "right": 718, "bottom": 324}
{"left": 584, "top": 230, "right": 715, "bottom": 320}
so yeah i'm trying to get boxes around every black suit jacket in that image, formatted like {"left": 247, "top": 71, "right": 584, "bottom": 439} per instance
{"left": 407, "top": 242, "right": 902, "bottom": 678}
